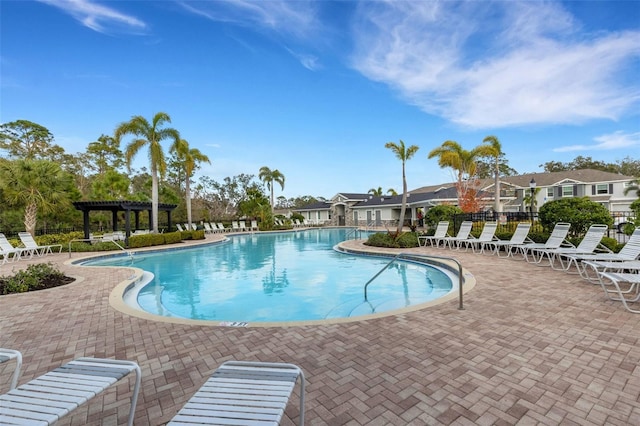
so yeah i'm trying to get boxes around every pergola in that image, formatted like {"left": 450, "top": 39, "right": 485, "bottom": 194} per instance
{"left": 72, "top": 200, "right": 178, "bottom": 240}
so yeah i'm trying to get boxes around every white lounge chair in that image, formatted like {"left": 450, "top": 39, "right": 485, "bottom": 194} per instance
{"left": 418, "top": 221, "right": 449, "bottom": 247}
{"left": 239, "top": 220, "right": 248, "bottom": 231}
{"left": 176, "top": 224, "right": 185, "bottom": 232}
{"left": 461, "top": 222, "right": 499, "bottom": 253}
{"left": 0, "top": 357, "right": 141, "bottom": 426}
{"left": 584, "top": 261, "right": 640, "bottom": 313}
{"left": 168, "top": 361, "right": 305, "bottom": 426}
{"left": 250, "top": 220, "right": 259, "bottom": 231}
{"left": 519, "top": 222, "right": 573, "bottom": 263}
{"left": 232, "top": 221, "right": 241, "bottom": 232}
{"left": 0, "top": 348, "right": 22, "bottom": 390}
{"left": 562, "top": 227, "right": 640, "bottom": 277}
{"left": 203, "top": 222, "right": 214, "bottom": 234}
{"left": 480, "top": 222, "right": 533, "bottom": 258}
{"left": 531, "top": 224, "right": 610, "bottom": 269}
{"left": 217, "top": 223, "right": 228, "bottom": 233}
{"left": 581, "top": 259, "right": 640, "bottom": 283}
{"left": 18, "top": 232, "right": 62, "bottom": 257}
{"left": 190, "top": 223, "right": 198, "bottom": 231}
{"left": 0, "top": 233, "right": 25, "bottom": 263}
{"left": 441, "top": 221, "right": 473, "bottom": 250}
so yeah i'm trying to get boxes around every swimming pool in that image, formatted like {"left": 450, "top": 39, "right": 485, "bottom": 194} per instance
{"left": 84, "top": 229, "right": 456, "bottom": 323}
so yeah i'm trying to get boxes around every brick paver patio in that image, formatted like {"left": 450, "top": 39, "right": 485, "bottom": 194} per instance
{"left": 0, "top": 233, "right": 638, "bottom": 425}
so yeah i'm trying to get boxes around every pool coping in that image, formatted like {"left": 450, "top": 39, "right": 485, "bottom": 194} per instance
{"left": 86, "top": 233, "right": 477, "bottom": 328}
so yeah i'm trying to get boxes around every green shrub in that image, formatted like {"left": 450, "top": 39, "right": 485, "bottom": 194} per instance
{"left": 538, "top": 197, "right": 613, "bottom": 237}
{"left": 365, "top": 232, "right": 419, "bottom": 248}
{"left": 163, "top": 231, "right": 182, "bottom": 244}
{"left": 0, "top": 263, "right": 67, "bottom": 295}
{"left": 424, "top": 205, "right": 463, "bottom": 229}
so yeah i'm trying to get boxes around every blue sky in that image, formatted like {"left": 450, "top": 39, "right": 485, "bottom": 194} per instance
{"left": 1, "top": 0, "right": 639, "bottom": 199}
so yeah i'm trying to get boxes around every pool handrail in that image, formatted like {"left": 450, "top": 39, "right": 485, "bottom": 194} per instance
{"left": 68, "top": 237, "right": 133, "bottom": 259}
{"left": 363, "top": 252, "right": 465, "bottom": 310}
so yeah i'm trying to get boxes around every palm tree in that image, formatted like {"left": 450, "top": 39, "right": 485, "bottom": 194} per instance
{"left": 480, "top": 135, "right": 503, "bottom": 213}
{"left": 172, "top": 139, "right": 210, "bottom": 228}
{"left": 259, "top": 166, "right": 285, "bottom": 213}
{"left": 427, "top": 140, "right": 485, "bottom": 208}
{"left": 368, "top": 187, "right": 383, "bottom": 196}
{"left": 385, "top": 140, "right": 419, "bottom": 235}
{"left": 114, "top": 112, "right": 180, "bottom": 233}
{"left": 0, "top": 159, "right": 75, "bottom": 235}
{"left": 387, "top": 188, "right": 398, "bottom": 196}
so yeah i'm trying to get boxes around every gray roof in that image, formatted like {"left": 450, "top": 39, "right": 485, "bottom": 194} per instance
{"left": 411, "top": 169, "right": 634, "bottom": 193}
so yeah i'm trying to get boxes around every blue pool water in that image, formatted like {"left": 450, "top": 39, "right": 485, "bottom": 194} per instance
{"left": 84, "top": 229, "right": 454, "bottom": 322}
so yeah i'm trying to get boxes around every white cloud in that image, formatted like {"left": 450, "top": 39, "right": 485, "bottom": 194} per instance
{"left": 37, "top": 0, "right": 146, "bottom": 34}
{"left": 554, "top": 130, "right": 640, "bottom": 152}
{"left": 179, "top": 0, "right": 319, "bottom": 40}
{"left": 350, "top": 1, "right": 640, "bottom": 129}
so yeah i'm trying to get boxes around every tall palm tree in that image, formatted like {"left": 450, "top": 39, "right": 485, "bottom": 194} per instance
{"left": 385, "top": 140, "right": 419, "bottom": 235}
{"left": 480, "top": 135, "right": 503, "bottom": 213}
{"left": 259, "top": 166, "right": 285, "bottom": 213}
{"left": 0, "top": 159, "right": 74, "bottom": 235}
{"left": 387, "top": 188, "right": 398, "bottom": 196}
{"left": 172, "top": 139, "right": 210, "bottom": 228}
{"left": 368, "top": 187, "right": 383, "bottom": 196}
{"left": 428, "top": 140, "right": 484, "bottom": 207}
{"left": 114, "top": 112, "right": 180, "bottom": 233}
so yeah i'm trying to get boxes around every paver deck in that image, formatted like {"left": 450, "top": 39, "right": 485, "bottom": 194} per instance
{"left": 0, "top": 232, "right": 638, "bottom": 425}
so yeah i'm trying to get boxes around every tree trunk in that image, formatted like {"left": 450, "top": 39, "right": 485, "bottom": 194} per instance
{"left": 186, "top": 176, "right": 192, "bottom": 226}
{"left": 24, "top": 201, "right": 37, "bottom": 236}
{"left": 397, "top": 164, "right": 408, "bottom": 235}
{"left": 151, "top": 165, "right": 159, "bottom": 233}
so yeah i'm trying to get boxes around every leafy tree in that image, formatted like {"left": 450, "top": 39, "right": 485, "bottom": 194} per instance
{"left": 85, "top": 135, "right": 124, "bottom": 175}
{"left": 258, "top": 166, "right": 285, "bottom": 213}
{"left": 90, "top": 170, "right": 130, "bottom": 200}
{"left": 0, "top": 159, "right": 77, "bottom": 235}
{"left": 385, "top": 140, "right": 419, "bottom": 235}
{"left": 0, "top": 120, "right": 63, "bottom": 160}
{"left": 616, "top": 156, "right": 640, "bottom": 177}
{"left": 237, "top": 184, "right": 270, "bottom": 218}
{"left": 171, "top": 139, "right": 210, "bottom": 228}
{"left": 538, "top": 197, "right": 612, "bottom": 237}
{"left": 539, "top": 155, "right": 639, "bottom": 175}
{"left": 114, "top": 112, "right": 181, "bottom": 233}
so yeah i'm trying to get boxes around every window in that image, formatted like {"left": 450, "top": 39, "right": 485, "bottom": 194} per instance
{"left": 547, "top": 188, "right": 554, "bottom": 198}
{"left": 562, "top": 185, "right": 573, "bottom": 197}
{"left": 595, "top": 184, "right": 609, "bottom": 195}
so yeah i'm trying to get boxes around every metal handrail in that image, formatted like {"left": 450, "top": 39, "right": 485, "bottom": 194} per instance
{"left": 68, "top": 238, "right": 133, "bottom": 259}
{"left": 363, "top": 252, "right": 465, "bottom": 310}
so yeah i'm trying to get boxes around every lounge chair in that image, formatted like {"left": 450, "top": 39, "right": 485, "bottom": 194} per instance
{"left": 0, "top": 233, "right": 25, "bottom": 263}
{"left": 480, "top": 222, "right": 533, "bottom": 258}
{"left": 519, "top": 222, "right": 573, "bottom": 263}
{"left": 203, "top": 222, "right": 214, "bottom": 234}
{"left": 0, "top": 348, "right": 22, "bottom": 390}
{"left": 232, "top": 221, "right": 241, "bottom": 232}
{"left": 418, "top": 221, "right": 449, "bottom": 247}
{"left": 18, "top": 232, "right": 62, "bottom": 257}
{"left": 585, "top": 261, "right": 640, "bottom": 313}
{"left": 239, "top": 220, "right": 248, "bottom": 231}
{"left": 191, "top": 223, "right": 198, "bottom": 231}
{"left": 440, "top": 221, "right": 473, "bottom": 250}
{"left": 460, "top": 222, "right": 499, "bottom": 253}
{"left": 217, "top": 223, "right": 228, "bottom": 233}
{"left": 530, "top": 224, "right": 610, "bottom": 269}
{"left": 581, "top": 259, "right": 640, "bottom": 283}
{"left": 0, "top": 357, "right": 141, "bottom": 426}
{"left": 250, "top": 220, "right": 259, "bottom": 231}
{"left": 168, "top": 361, "right": 305, "bottom": 426}
{"left": 560, "top": 227, "right": 640, "bottom": 277}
